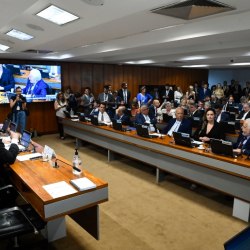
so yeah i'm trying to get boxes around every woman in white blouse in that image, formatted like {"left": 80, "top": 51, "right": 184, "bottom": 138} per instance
{"left": 174, "top": 86, "right": 183, "bottom": 105}
{"left": 157, "top": 101, "right": 176, "bottom": 121}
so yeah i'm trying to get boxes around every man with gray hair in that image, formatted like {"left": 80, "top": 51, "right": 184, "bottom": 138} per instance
{"left": 233, "top": 118, "right": 250, "bottom": 156}
{"left": 22, "top": 69, "right": 48, "bottom": 97}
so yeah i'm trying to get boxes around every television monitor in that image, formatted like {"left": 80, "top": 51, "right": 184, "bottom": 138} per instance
{"left": 0, "top": 64, "right": 61, "bottom": 103}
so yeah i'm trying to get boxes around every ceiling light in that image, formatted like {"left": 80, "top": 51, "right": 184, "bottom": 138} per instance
{"left": 6, "top": 29, "right": 34, "bottom": 40}
{"left": 181, "top": 65, "right": 209, "bottom": 68}
{"left": 36, "top": 5, "right": 79, "bottom": 25}
{"left": 100, "top": 48, "right": 120, "bottom": 53}
{"left": 0, "top": 44, "right": 10, "bottom": 51}
{"left": 181, "top": 56, "right": 208, "bottom": 61}
{"left": 125, "top": 60, "right": 154, "bottom": 65}
{"left": 230, "top": 62, "right": 250, "bottom": 66}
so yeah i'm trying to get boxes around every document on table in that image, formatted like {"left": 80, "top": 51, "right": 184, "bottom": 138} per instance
{"left": 17, "top": 152, "right": 42, "bottom": 161}
{"left": 70, "top": 177, "right": 97, "bottom": 191}
{"left": 43, "top": 181, "right": 77, "bottom": 198}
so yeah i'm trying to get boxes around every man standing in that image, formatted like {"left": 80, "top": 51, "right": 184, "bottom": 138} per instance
{"left": 9, "top": 87, "right": 27, "bottom": 134}
{"left": 117, "top": 82, "right": 131, "bottom": 107}
{"left": 161, "top": 84, "right": 174, "bottom": 103}
{"left": 162, "top": 107, "right": 192, "bottom": 136}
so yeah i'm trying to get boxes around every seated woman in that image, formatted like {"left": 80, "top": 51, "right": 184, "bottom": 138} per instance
{"left": 193, "top": 108, "right": 225, "bottom": 143}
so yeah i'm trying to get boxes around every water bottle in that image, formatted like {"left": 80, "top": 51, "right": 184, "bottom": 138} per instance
{"left": 72, "top": 149, "right": 82, "bottom": 176}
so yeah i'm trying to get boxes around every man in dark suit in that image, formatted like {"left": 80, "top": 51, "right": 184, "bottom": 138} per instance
{"left": 97, "top": 85, "right": 114, "bottom": 116}
{"left": 237, "top": 103, "right": 250, "bottom": 120}
{"left": 149, "top": 99, "right": 160, "bottom": 119}
{"left": 113, "top": 106, "right": 130, "bottom": 125}
{"left": 188, "top": 102, "right": 204, "bottom": 128}
{"left": 22, "top": 69, "right": 48, "bottom": 97}
{"left": 162, "top": 107, "right": 192, "bottom": 136}
{"left": 198, "top": 83, "right": 211, "bottom": 101}
{"left": 135, "top": 104, "right": 157, "bottom": 131}
{"left": 161, "top": 84, "right": 174, "bottom": 103}
{"left": 0, "top": 131, "right": 19, "bottom": 186}
{"left": 233, "top": 118, "right": 250, "bottom": 156}
{"left": 214, "top": 104, "right": 230, "bottom": 122}
{"left": 117, "top": 82, "right": 131, "bottom": 107}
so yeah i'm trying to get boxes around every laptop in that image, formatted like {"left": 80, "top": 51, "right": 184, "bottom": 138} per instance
{"left": 19, "top": 130, "right": 32, "bottom": 151}
{"left": 0, "top": 119, "right": 11, "bottom": 133}
{"left": 136, "top": 124, "right": 158, "bottom": 138}
{"left": 224, "top": 226, "right": 250, "bottom": 250}
{"left": 112, "top": 119, "right": 131, "bottom": 132}
{"left": 91, "top": 116, "right": 106, "bottom": 126}
{"left": 162, "top": 114, "right": 173, "bottom": 123}
{"left": 227, "top": 106, "right": 239, "bottom": 114}
{"left": 220, "top": 121, "right": 236, "bottom": 134}
{"left": 173, "top": 132, "right": 201, "bottom": 148}
{"left": 210, "top": 139, "right": 236, "bottom": 158}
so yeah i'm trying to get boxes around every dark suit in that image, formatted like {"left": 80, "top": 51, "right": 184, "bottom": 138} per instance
{"left": 135, "top": 113, "right": 157, "bottom": 126}
{"left": 0, "top": 67, "right": 15, "bottom": 91}
{"left": 193, "top": 121, "right": 225, "bottom": 141}
{"left": 188, "top": 109, "right": 204, "bottom": 127}
{"left": 237, "top": 111, "right": 250, "bottom": 120}
{"left": 113, "top": 114, "right": 130, "bottom": 125}
{"left": 198, "top": 87, "right": 211, "bottom": 101}
{"left": 149, "top": 105, "right": 158, "bottom": 118}
{"left": 117, "top": 89, "right": 131, "bottom": 105}
{"left": 161, "top": 89, "right": 174, "bottom": 102}
{"left": 22, "top": 79, "right": 48, "bottom": 97}
{"left": 162, "top": 118, "right": 192, "bottom": 135}
{"left": 0, "top": 140, "right": 19, "bottom": 186}
{"left": 216, "top": 111, "right": 230, "bottom": 122}
{"left": 234, "top": 134, "right": 250, "bottom": 156}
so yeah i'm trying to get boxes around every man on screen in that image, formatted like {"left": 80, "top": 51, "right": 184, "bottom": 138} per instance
{"left": 22, "top": 69, "right": 47, "bottom": 97}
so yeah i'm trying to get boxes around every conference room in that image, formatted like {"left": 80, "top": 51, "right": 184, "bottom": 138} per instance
{"left": 0, "top": 0, "right": 250, "bottom": 249}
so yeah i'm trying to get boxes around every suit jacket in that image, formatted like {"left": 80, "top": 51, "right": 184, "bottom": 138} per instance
{"left": 113, "top": 114, "right": 130, "bottom": 125}
{"left": 198, "top": 87, "right": 211, "bottom": 101}
{"left": 161, "top": 89, "right": 174, "bottom": 102}
{"left": 135, "top": 113, "right": 157, "bottom": 126}
{"left": 22, "top": 79, "right": 48, "bottom": 97}
{"left": 237, "top": 111, "right": 250, "bottom": 120}
{"left": 117, "top": 89, "right": 131, "bottom": 104}
{"left": 216, "top": 111, "right": 230, "bottom": 122}
{"left": 0, "top": 67, "right": 15, "bottom": 91}
{"left": 162, "top": 118, "right": 192, "bottom": 135}
{"left": 97, "top": 92, "right": 114, "bottom": 104}
{"left": 193, "top": 121, "right": 225, "bottom": 141}
{"left": 234, "top": 134, "right": 250, "bottom": 156}
{"left": 149, "top": 105, "right": 158, "bottom": 118}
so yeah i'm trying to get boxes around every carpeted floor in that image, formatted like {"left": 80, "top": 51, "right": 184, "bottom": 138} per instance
{"left": 1, "top": 134, "right": 248, "bottom": 249}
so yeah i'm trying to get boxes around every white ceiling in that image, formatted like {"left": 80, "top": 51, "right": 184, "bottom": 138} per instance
{"left": 0, "top": 0, "right": 250, "bottom": 68}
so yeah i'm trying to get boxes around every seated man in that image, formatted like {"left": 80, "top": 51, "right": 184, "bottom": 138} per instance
{"left": 91, "top": 102, "right": 111, "bottom": 125}
{"left": 0, "top": 131, "right": 20, "bottom": 186}
{"left": 233, "top": 118, "right": 250, "bottom": 156}
{"left": 214, "top": 104, "right": 230, "bottom": 122}
{"left": 162, "top": 107, "right": 192, "bottom": 136}
{"left": 135, "top": 104, "right": 157, "bottom": 131}
{"left": 22, "top": 69, "right": 47, "bottom": 97}
{"left": 113, "top": 106, "right": 130, "bottom": 125}
{"left": 237, "top": 103, "right": 250, "bottom": 120}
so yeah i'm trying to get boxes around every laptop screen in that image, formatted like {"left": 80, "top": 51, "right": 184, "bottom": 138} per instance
{"left": 112, "top": 119, "right": 122, "bottom": 131}
{"left": 173, "top": 132, "right": 193, "bottom": 147}
{"left": 1, "top": 119, "right": 11, "bottom": 133}
{"left": 20, "top": 130, "right": 32, "bottom": 148}
{"left": 210, "top": 139, "right": 234, "bottom": 157}
{"left": 224, "top": 226, "right": 250, "bottom": 250}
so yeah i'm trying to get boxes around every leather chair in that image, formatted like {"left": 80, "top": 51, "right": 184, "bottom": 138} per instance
{"left": 0, "top": 185, "right": 46, "bottom": 248}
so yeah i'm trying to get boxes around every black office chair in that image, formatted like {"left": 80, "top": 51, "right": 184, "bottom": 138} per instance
{"left": 0, "top": 185, "right": 46, "bottom": 248}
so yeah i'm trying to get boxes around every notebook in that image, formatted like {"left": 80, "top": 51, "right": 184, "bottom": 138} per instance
{"left": 112, "top": 119, "right": 131, "bottom": 132}
{"left": 224, "top": 226, "right": 250, "bottom": 250}
{"left": 210, "top": 139, "right": 236, "bottom": 158}
{"left": 162, "top": 113, "right": 173, "bottom": 123}
{"left": 70, "top": 177, "right": 97, "bottom": 191}
{"left": 173, "top": 132, "right": 201, "bottom": 148}
{"left": 220, "top": 121, "right": 236, "bottom": 134}
{"left": 91, "top": 115, "right": 106, "bottom": 126}
{"left": 136, "top": 124, "right": 158, "bottom": 138}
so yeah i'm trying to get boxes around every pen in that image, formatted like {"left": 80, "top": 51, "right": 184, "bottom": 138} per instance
{"left": 30, "top": 156, "right": 42, "bottom": 160}
{"left": 73, "top": 166, "right": 81, "bottom": 172}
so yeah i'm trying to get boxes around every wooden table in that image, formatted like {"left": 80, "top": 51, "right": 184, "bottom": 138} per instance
{"left": 10, "top": 153, "right": 108, "bottom": 242}
{"left": 63, "top": 119, "right": 250, "bottom": 222}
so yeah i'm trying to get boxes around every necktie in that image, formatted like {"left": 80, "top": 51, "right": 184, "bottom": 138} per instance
{"left": 238, "top": 137, "right": 246, "bottom": 149}
{"left": 124, "top": 90, "right": 127, "bottom": 103}
{"left": 101, "top": 113, "right": 104, "bottom": 121}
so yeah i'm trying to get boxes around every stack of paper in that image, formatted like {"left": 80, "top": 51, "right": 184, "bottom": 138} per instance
{"left": 70, "top": 177, "right": 96, "bottom": 191}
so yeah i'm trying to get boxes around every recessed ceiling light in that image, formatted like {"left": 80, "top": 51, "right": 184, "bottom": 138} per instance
{"left": 181, "top": 65, "right": 209, "bottom": 68}
{"left": 0, "top": 44, "right": 10, "bottom": 51}
{"left": 125, "top": 60, "right": 154, "bottom": 65}
{"left": 36, "top": 5, "right": 79, "bottom": 25}
{"left": 181, "top": 56, "right": 208, "bottom": 61}
{"left": 6, "top": 29, "right": 34, "bottom": 40}
{"left": 230, "top": 62, "right": 250, "bottom": 66}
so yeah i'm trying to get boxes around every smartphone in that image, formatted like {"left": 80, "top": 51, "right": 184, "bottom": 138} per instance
{"left": 20, "top": 130, "right": 32, "bottom": 148}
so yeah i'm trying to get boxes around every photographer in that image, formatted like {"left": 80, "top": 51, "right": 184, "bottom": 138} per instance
{"left": 9, "top": 86, "right": 27, "bottom": 133}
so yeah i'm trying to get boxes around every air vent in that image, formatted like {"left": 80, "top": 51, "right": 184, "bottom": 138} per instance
{"left": 151, "top": 0, "right": 235, "bottom": 20}
{"left": 81, "top": 0, "right": 104, "bottom": 6}
{"left": 22, "top": 49, "right": 53, "bottom": 54}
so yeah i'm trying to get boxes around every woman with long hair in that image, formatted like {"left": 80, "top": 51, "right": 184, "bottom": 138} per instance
{"left": 193, "top": 108, "right": 225, "bottom": 142}
{"left": 54, "top": 92, "right": 67, "bottom": 139}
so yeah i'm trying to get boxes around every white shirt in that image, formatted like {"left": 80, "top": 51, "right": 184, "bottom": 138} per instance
{"left": 168, "top": 120, "right": 181, "bottom": 136}
{"left": 242, "top": 111, "right": 249, "bottom": 120}
{"left": 98, "top": 111, "right": 111, "bottom": 124}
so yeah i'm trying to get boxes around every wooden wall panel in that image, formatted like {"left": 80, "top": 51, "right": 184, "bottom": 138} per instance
{"left": 68, "top": 62, "right": 82, "bottom": 92}
{"left": 113, "top": 65, "right": 124, "bottom": 91}
{"left": 92, "top": 64, "right": 104, "bottom": 96}
{"left": 81, "top": 63, "right": 93, "bottom": 91}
